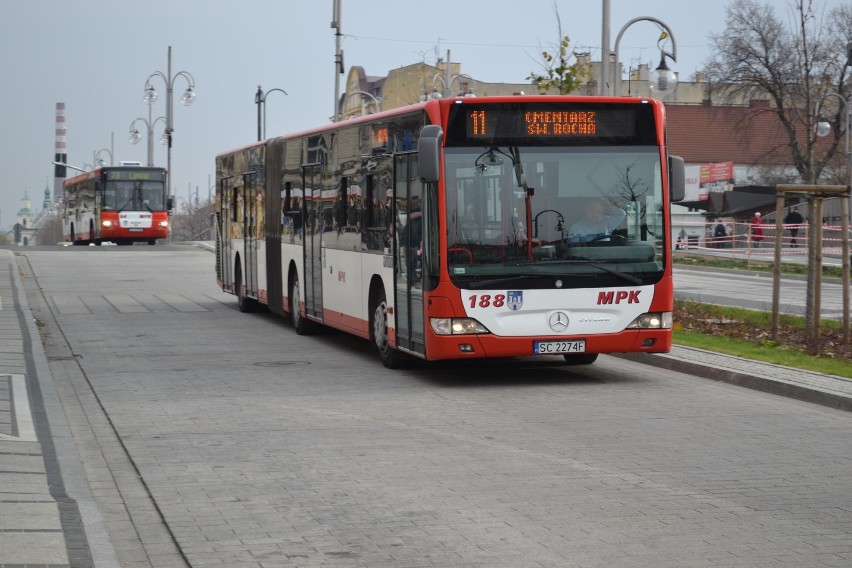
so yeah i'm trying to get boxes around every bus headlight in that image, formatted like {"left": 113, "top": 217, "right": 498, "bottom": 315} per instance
{"left": 101, "top": 220, "right": 113, "bottom": 228}
{"left": 627, "top": 312, "right": 672, "bottom": 329}
{"left": 158, "top": 220, "right": 169, "bottom": 228}
{"left": 430, "top": 317, "right": 490, "bottom": 335}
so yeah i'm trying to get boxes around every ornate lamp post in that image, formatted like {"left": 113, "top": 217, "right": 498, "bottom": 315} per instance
{"left": 421, "top": 73, "right": 478, "bottom": 101}
{"left": 342, "top": 91, "right": 381, "bottom": 118}
{"left": 611, "top": 16, "right": 677, "bottom": 97}
{"left": 93, "top": 147, "right": 113, "bottom": 168}
{"left": 143, "top": 46, "right": 196, "bottom": 195}
{"left": 129, "top": 94, "right": 167, "bottom": 167}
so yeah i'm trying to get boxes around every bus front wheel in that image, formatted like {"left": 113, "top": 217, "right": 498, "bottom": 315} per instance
{"left": 563, "top": 353, "right": 598, "bottom": 365}
{"left": 371, "top": 290, "right": 404, "bottom": 369}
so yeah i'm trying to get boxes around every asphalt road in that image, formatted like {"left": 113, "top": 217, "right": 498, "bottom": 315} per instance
{"left": 17, "top": 245, "right": 852, "bottom": 567}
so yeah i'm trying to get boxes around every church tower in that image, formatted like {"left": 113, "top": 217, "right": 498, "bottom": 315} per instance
{"left": 14, "top": 191, "right": 37, "bottom": 246}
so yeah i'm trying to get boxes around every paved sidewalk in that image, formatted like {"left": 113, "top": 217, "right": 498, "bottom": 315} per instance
{"left": 1, "top": 244, "right": 851, "bottom": 566}
{"left": 616, "top": 346, "right": 852, "bottom": 412}
{"left": 0, "top": 249, "right": 114, "bottom": 568}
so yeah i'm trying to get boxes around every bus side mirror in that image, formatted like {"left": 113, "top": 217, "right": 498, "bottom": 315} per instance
{"left": 419, "top": 125, "right": 443, "bottom": 183}
{"left": 669, "top": 155, "right": 685, "bottom": 202}
{"left": 167, "top": 196, "right": 174, "bottom": 211}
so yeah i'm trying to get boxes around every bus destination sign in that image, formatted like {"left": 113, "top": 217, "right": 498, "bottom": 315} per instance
{"left": 469, "top": 110, "right": 599, "bottom": 138}
{"left": 106, "top": 169, "right": 165, "bottom": 182}
{"left": 448, "top": 102, "right": 654, "bottom": 146}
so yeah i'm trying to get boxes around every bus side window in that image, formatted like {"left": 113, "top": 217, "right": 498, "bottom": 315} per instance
{"left": 231, "top": 188, "right": 239, "bottom": 223}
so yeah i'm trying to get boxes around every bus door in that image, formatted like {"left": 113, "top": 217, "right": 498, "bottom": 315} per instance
{"left": 302, "top": 164, "right": 323, "bottom": 320}
{"left": 394, "top": 154, "right": 425, "bottom": 356}
{"left": 242, "top": 172, "right": 259, "bottom": 299}
{"left": 218, "top": 176, "right": 233, "bottom": 292}
{"left": 265, "top": 144, "right": 284, "bottom": 316}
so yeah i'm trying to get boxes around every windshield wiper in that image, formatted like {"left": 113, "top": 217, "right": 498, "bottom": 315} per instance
{"left": 563, "top": 259, "right": 643, "bottom": 285}
{"left": 467, "top": 274, "right": 563, "bottom": 289}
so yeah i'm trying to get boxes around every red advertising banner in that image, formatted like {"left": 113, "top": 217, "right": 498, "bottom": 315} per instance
{"left": 698, "top": 161, "right": 734, "bottom": 199}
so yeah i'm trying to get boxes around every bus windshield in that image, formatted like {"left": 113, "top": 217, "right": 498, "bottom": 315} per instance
{"left": 443, "top": 145, "right": 665, "bottom": 289}
{"left": 102, "top": 180, "right": 166, "bottom": 211}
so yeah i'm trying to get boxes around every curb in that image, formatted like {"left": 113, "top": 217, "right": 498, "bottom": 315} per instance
{"left": 614, "top": 351, "right": 852, "bottom": 412}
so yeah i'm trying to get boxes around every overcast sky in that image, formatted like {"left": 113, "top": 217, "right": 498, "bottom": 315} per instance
{"left": 0, "top": 0, "right": 845, "bottom": 232}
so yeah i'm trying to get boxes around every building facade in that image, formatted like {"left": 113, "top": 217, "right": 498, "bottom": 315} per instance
{"left": 338, "top": 56, "right": 847, "bottom": 248}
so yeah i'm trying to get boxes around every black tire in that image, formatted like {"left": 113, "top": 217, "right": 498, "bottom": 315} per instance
{"left": 563, "top": 353, "right": 599, "bottom": 365}
{"left": 236, "top": 263, "right": 257, "bottom": 313}
{"left": 290, "top": 273, "right": 312, "bottom": 335}
{"left": 371, "top": 289, "right": 405, "bottom": 368}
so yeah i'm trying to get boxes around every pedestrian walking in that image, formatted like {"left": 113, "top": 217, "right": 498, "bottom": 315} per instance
{"left": 750, "top": 212, "right": 764, "bottom": 247}
{"left": 784, "top": 206, "right": 804, "bottom": 247}
{"left": 713, "top": 221, "right": 727, "bottom": 248}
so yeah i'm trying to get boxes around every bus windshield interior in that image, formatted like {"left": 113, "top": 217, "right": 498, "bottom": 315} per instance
{"left": 443, "top": 146, "right": 665, "bottom": 288}
{"left": 102, "top": 180, "right": 166, "bottom": 211}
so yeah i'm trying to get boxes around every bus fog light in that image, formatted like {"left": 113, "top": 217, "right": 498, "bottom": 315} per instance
{"left": 430, "top": 317, "right": 490, "bottom": 335}
{"left": 627, "top": 312, "right": 672, "bottom": 329}
{"left": 459, "top": 344, "right": 474, "bottom": 352}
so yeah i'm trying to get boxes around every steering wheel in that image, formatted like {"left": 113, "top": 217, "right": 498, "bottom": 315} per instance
{"left": 590, "top": 233, "right": 628, "bottom": 244}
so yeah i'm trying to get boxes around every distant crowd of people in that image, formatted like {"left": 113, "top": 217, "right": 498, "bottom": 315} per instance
{"left": 677, "top": 207, "right": 807, "bottom": 250}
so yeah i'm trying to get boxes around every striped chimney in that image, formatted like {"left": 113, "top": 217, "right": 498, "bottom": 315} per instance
{"left": 53, "top": 102, "right": 67, "bottom": 202}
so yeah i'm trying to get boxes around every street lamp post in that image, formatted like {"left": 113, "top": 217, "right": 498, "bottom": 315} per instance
{"left": 332, "top": 0, "right": 344, "bottom": 122}
{"left": 255, "top": 85, "right": 288, "bottom": 141}
{"left": 143, "top": 46, "right": 196, "bottom": 196}
{"left": 93, "top": 147, "right": 113, "bottom": 168}
{"left": 422, "top": 73, "right": 478, "bottom": 101}
{"left": 611, "top": 16, "right": 677, "bottom": 97}
{"left": 129, "top": 115, "right": 167, "bottom": 167}
{"left": 341, "top": 91, "right": 381, "bottom": 118}
{"left": 816, "top": 92, "right": 851, "bottom": 198}
{"left": 129, "top": 93, "right": 167, "bottom": 166}
{"left": 815, "top": 92, "right": 852, "bottom": 341}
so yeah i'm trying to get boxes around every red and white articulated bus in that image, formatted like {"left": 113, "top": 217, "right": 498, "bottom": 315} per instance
{"left": 215, "top": 96, "right": 685, "bottom": 367}
{"left": 63, "top": 165, "right": 170, "bottom": 245}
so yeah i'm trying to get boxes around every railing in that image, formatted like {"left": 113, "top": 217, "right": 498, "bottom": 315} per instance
{"left": 674, "top": 220, "right": 850, "bottom": 257}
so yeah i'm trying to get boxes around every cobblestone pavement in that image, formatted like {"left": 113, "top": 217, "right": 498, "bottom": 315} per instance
{"left": 2, "top": 247, "right": 851, "bottom": 567}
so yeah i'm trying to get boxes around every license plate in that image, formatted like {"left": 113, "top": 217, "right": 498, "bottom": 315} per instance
{"left": 534, "top": 340, "right": 586, "bottom": 354}
{"left": 128, "top": 228, "right": 143, "bottom": 232}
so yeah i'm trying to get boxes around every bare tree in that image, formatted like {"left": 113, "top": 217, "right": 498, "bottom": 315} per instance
{"left": 36, "top": 213, "right": 63, "bottom": 245}
{"left": 170, "top": 198, "right": 215, "bottom": 242}
{"left": 527, "top": 3, "right": 586, "bottom": 94}
{"left": 706, "top": 0, "right": 851, "bottom": 183}
{"left": 707, "top": 0, "right": 852, "bottom": 354}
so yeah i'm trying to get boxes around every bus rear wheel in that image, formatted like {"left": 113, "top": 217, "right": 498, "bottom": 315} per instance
{"left": 235, "top": 263, "right": 257, "bottom": 313}
{"left": 290, "top": 273, "right": 312, "bottom": 335}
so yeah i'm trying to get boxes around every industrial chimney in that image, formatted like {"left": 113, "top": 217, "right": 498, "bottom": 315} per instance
{"left": 53, "top": 102, "right": 67, "bottom": 203}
